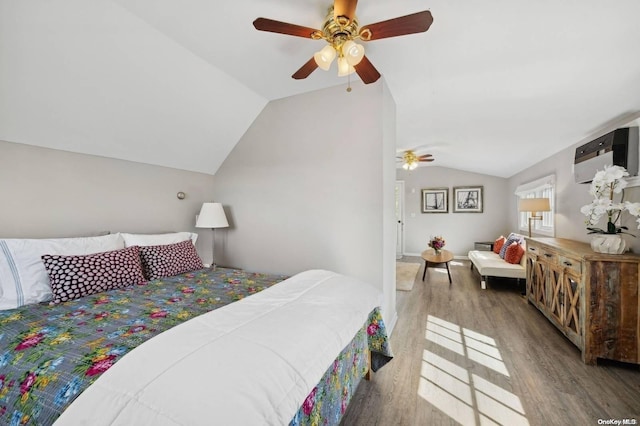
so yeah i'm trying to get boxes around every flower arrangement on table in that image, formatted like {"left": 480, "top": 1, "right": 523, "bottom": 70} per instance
{"left": 580, "top": 165, "right": 640, "bottom": 235}
{"left": 428, "top": 235, "right": 446, "bottom": 254}
{"left": 580, "top": 165, "right": 640, "bottom": 253}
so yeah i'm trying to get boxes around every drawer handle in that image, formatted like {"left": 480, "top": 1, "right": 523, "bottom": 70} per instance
{"left": 544, "top": 253, "right": 553, "bottom": 258}
{"left": 563, "top": 261, "right": 572, "bottom": 267}
{"left": 529, "top": 247, "right": 537, "bottom": 252}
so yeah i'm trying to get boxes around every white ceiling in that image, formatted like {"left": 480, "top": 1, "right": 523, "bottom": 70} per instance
{"left": 1, "top": 0, "right": 640, "bottom": 177}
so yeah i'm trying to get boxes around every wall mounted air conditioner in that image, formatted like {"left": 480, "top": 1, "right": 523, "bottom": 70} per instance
{"left": 574, "top": 127, "right": 639, "bottom": 184}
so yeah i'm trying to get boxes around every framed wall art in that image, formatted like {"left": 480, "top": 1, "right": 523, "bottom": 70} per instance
{"left": 453, "top": 186, "right": 483, "bottom": 213}
{"left": 421, "top": 188, "right": 448, "bottom": 213}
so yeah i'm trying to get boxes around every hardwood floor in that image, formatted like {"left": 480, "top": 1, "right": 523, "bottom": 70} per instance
{"left": 341, "top": 257, "right": 640, "bottom": 426}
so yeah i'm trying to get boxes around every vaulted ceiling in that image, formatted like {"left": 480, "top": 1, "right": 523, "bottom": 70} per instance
{"left": 1, "top": 0, "right": 639, "bottom": 177}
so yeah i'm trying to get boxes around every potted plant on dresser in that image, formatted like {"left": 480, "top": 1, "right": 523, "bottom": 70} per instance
{"left": 580, "top": 165, "right": 640, "bottom": 253}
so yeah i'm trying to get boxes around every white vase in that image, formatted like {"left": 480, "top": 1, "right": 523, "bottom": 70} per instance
{"left": 590, "top": 234, "right": 626, "bottom": 254}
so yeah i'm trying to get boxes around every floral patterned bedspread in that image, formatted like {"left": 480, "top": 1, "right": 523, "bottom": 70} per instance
{"left": 0, "top": 268, "right": 287, "bottom": 426}
{"left": 291, "top": 307, "right": 392, "bottom": 426}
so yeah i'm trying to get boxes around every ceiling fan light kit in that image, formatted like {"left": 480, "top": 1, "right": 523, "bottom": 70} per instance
{"left": 399, "top": 150, "right": 434, "bottom": 170}
{"left": 403, "top": 162, "right": 418, "bottom": 171}
{"left": 253, "top": 0, "right": 433, "bottom": 88}
{"left": 310, "top": 8, "right": 366, "bottom": 77}
{"left": 402, "top": 151, "right": 419, "bottom": 170}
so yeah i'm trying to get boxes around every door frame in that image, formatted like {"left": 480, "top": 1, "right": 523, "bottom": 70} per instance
{"left": 395, "top": 180, "right": 405, "bottom": 259}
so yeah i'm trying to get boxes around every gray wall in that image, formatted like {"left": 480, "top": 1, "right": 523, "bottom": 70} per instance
{"left": 507, "top": 117, "right": 640, "bottom": 253}
{"left": 0, "top": 140, "right": 216, "bottom": 256}
{"left": 212, "top": 82, "right": 398, "bottom": 329}
{"left": 397, "top": 166, "right": 510, "bottom": 256}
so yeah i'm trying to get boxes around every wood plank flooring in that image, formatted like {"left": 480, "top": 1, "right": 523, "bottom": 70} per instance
{"left": 341, "top": 257, "right": 640, "bottom": 426}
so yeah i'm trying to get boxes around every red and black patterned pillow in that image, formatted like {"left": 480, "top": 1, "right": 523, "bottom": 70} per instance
{"left": 42, "top": 246, "right": 147, "bottom": 304}
{"left": 138, "top": 240, "right": 204, "bottom": 280}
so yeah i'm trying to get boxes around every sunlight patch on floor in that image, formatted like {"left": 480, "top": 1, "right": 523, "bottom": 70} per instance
{"left": 427, "top": 320, "right": 463, "bottom": 343}
{"left": 426, "top": 318, "right": 463, "bottom": 355}
{"left": 465, "top": 334, "right": 502, "bottom": 360}
{"left": 463, "top": 327, "right": 496, "bottom": 345}
{"left": 429, "top": 315, "right": 461, "bottom": 332}
{"left": 423, "top": 350, "right": 468, "bottom": 384}
{"left": 467, "top": 347, "right": 510, "bottom": 377}
{"left": 418, "top": 315, "right": 529, "bottom": 426}
{"left": 418, "top": 376, "right": 476, "bottom": 425}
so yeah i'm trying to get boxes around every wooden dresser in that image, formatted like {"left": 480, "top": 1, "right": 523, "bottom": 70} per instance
{"left": 525, "top": 237, "right": 640, "bottom": 365}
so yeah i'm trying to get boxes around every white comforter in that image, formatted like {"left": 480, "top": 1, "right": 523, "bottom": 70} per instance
{"left": 55, "top": 269, "right": 382, "bottom": 425}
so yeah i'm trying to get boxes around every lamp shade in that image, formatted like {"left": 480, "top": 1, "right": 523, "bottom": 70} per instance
{"left": 195, "top": 203, "right": 229, "bottom": 228}
{"left": 337, "top": 57, "right": 355, "bottom": 76}
{"left": 313, "top": 45, "right": 336, "bottom": 71}
{"left": 342, "top": 40, "right": 365, "bottom": 66}
{"left": 518, "top": 198, "right": 551, "bottom": 213}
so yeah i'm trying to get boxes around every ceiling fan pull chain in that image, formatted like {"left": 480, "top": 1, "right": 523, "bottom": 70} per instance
{"left": 347, "top": 72, "right": 352, "bottom": 92}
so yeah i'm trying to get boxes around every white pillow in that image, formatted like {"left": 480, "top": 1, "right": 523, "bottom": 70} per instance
{"left": 0, "top": 233, "right": 125, "bottom": 310}
{"left": 121, "top": 232, "right": 198, "bottom": 247}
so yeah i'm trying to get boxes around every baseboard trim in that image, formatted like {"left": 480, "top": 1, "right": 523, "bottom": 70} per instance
{"left": 386, "top": 310, "right": 398, "bottom": 336}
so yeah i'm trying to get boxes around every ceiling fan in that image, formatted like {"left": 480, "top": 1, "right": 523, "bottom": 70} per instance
{"left": 397, "top": 149, "right": 434, "bottom": 170}
{"left": 253, "top": 0, "right": 433, "bottom": 85}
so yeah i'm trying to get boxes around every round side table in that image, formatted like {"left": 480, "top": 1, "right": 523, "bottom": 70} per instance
{"left": 421, "top": 249, "right": 454, "bottom": 284}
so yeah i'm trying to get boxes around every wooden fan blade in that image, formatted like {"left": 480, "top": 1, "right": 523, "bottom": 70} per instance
{"left": 253, "top": 17, "right": 320, "bottom": 39}
{"left": 353, "top": 55, "right": 381, "bottom": 84}
{"left": 292, "top": 57, "right": 319, "bottom": 80}
{"left": 334, "top": 0, "right": 358, "bottom": 23}
{"left": 420, "top": 158, "right": 435, "bottom": 162}
{"left": 361, "top": 11, "right": 433, "bottom": 40}
{"left": 418, "top": 154, "right": 433, "bottom": 159}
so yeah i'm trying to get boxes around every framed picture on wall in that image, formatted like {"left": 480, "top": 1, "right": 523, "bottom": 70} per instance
{"left": 421, "top": 188, "right": 448, "bottom": 213}
{"left": 453, "top": 186, "right": 483, "bottom": 213}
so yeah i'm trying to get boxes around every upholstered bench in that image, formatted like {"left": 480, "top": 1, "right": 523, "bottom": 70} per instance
{"left": 468, "top": 233, "right": 526, "bottom": 289}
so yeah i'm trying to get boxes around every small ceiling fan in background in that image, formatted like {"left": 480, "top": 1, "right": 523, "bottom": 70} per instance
{"left": 253, "top": 0, "right": 433, "bottom": 85}
{"left": 397, "top": 148, "right": 434, "bottom": 170}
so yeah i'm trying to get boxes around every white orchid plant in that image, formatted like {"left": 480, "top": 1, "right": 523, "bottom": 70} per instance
{"left": 580, "top": 165, "right": 640, "bottom": 235}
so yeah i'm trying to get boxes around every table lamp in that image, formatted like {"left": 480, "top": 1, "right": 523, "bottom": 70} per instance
{"left": 195, "top": 202, "right": 229, "bottom": 269}
{"left": 518, "top": 198, "right": 551, "bottom": 237}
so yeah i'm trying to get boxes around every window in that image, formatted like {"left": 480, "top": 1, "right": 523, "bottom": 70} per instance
{"left": 515, "top": 175, "right": 555, "bottom": 236}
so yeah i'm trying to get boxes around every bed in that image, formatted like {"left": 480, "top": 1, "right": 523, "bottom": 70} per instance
{"left": 0, "top": 233, "right": 393, "bottom": 425}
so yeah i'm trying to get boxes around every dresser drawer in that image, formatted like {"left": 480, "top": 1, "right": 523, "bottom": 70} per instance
{"left": 558, "top": 255, "right": 582, "bottom": 274}
{"left": 527, "top": 244, "right": 542, "bottom": 256}
{"left": 536, "top": 246, "right": 557, "bottom": 262}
